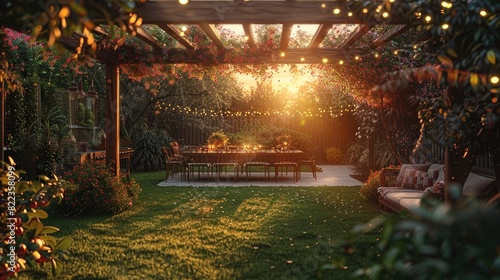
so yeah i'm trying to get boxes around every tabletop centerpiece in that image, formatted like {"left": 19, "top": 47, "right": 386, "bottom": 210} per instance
{"left": 207, "top": 130, "right": 230, "bottom": 149}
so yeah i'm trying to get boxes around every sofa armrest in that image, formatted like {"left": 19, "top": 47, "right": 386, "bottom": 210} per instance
{"left": 380, "top": 167, "right": 400, "bottom": 187}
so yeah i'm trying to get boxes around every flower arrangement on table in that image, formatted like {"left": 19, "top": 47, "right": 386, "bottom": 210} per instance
{"left": 207, "top": 130, "right": 230, "bottom": 149}
{"left": 275, "top": 133, "right": 292, "bottom": 149}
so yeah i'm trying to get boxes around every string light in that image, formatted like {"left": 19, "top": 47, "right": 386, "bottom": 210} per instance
{"left": 179, "top": 0, "right": 188, "bottom": 4}
{"left": 155, "top": 103, "right": 355, "bottom": 118}
{"left": 322, "top": 58, "right": 328, "bottom": 63}
{"left": 480, "top": 10, "right": 488, "bottom": 17}
{"left": 333, "top": 8, "right": 341, "bottom": 14}
{"left": 425, "top": 15, "right": 432, "bottom": 22}
{"left": 491, "top": 76, "right": 499, "bottom": 84}
{"left": 442, "top": 23, "right": 449, "bottom": 30}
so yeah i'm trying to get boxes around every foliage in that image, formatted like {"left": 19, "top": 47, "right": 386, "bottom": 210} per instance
{"left": 345, "top": 141, "right": 399, "bottom": 177}
{"left": 0, "top": 159, "right": 72, "bottom": 279}
{"left": 131, "top": 129, "right": 176, "bottom": 172}
{"left": 207, "top": 130, "right": 230, "bottom": 147}
{"left": 359, "top": 169, "right": 384, "bottom": 204}
{"left": 325, "top": 147, "right": 344, "bottom": 164}
{"left": 35, "top": 108, "right": 72, "bottom": 176}
{"left": 56, "top": 161, "right": 141, "bottom": 216}
{"left": 230, "top": 124, "right": 313, "bottom": 153}
{"left": 345, "top": 193, "right": 500, "bottom": 280}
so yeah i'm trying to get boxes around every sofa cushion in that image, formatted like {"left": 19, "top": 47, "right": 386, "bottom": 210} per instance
{"left": 384, "top": 191, "right": 423, "bottom": 210}
{"left": 395, "top": 164, "right": 431, "bottom": 188}
{"left": 463, "top": 173, "right": 496, "bottom": 196}
{"left": 401, "top": 168, "right": 440, "bottom": 191}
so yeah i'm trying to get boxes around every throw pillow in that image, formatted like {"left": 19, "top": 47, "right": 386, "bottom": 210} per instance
{"left": 421, "top": 180, "right": 445, "bottom": 202}
{"left": 395, "top": 164, "right": 431, "bottom": 188}
{"left": 401, "top": 168, "right": 440, "bottom": 191}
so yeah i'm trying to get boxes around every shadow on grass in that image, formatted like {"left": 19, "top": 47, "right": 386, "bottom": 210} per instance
{"left": 29, "top": 171, "right": 381, "bottom": 280}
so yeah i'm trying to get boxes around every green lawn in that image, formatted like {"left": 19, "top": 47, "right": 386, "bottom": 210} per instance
{"left": 20, "top": 171, "right": 383, "bottom": 280}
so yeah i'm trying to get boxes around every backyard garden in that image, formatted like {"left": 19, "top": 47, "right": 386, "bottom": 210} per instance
{"left": 2, "top": 0, "right": 500, "bottom": 279}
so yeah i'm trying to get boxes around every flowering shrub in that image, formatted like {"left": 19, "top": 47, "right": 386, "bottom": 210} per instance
{"left": 56, "top": 161, "right": 141, "bottom": 216}
{"left": 0, "top": 158, "right": 72, "bottom": 279}
{"left": 359, "top": 169, "right": 384, "bottom": 203}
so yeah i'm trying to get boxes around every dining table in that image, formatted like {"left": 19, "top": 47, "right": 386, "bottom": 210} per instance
{"left": 180, "top": 148, "right": 304, "bottom": 166}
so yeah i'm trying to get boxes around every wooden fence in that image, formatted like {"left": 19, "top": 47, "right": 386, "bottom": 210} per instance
{"left": 169, "top": 114, "right": 357, "bottom": 162}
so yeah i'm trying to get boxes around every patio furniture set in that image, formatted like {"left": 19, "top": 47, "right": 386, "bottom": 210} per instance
{"left": 163, "top": 144, "right": 316, "bottom": 183}
{"left": 378, "top": 163, "right": 498, "bottom": 213}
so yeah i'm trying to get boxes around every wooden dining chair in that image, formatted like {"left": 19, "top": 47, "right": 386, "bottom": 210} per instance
{"left": 162, "top": 146, "right": 186, "bottom": 181}
{"left": 186, "top": 147, "right": 212, "bottom": 182}
{"left": 213, "top": 149, "right": 239, "bottom": 182}
{"left": 243, "top": 149, "right": 270, "bottom": 182}
{"left": 273, "top": 149, "right": 299, "bottom": 183}
{"left": 298, "top": 147, "right": 318, "bottom": 180}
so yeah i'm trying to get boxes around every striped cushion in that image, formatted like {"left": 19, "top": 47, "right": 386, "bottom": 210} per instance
{"left": 401, "top": 168, "right": 440, "bottom": 191}
{"left": 395, "top": 164, "right": 431, "bottom": 188}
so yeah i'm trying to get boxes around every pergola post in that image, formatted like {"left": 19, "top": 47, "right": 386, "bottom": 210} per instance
{"left": 105, "top": 63, "right": 120, "bottom": 176}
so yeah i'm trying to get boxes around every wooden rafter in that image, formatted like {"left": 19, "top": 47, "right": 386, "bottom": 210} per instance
{"left": 139, "top": 1, "right": 408, "bottom": 25}
{"left": 279, "top": 23, "right": 293, "bottom": 50}
{"left": 135, "top": 26, "right": 163, "bottom": 51}
{"left": 242, "top": 24, "right": 257, "bottom": 50}
{"left": 156, "top": 23, "right": 196, "bottom": 53}
{"left": 199, "top": 23, "right": 225, "bottom": 50}
{"left": 337, "top": 24, "right": 373, "bottom": 49}
{"left": 373, "top": 25, "right": 411, "bottom": 46}
{"left": 308, "top": 24, "right": 333, "bottom": 49}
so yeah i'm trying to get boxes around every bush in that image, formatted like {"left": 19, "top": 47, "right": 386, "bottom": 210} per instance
{"left": 359, "top": 169, "right": 384, "bottom": 203}
{"left": 56, "top": 160, "right": 141, "bottom": 216}
{"left": 132, "top": 129, "right": 175, "bottom": 172}
{"left": 0, "top": 159, "right": 72, "bottom": 279}
{"left": 325, "top": 147, "right": 344, "bottom": 164}
{"left": 345, "top": 192, "right": 500, "bottom": 279}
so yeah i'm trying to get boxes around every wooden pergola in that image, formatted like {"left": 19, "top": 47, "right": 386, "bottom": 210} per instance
{"left": 4, "top": 1, "right": 414, "bottom": 176}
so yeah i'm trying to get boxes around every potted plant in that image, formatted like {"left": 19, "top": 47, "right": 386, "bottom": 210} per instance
{"left": 207, "top": 130, "right": 229, "bottom": 148}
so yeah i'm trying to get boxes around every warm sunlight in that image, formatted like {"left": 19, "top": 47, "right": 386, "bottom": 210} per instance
{"left": 234, "top": 65, "right": 314, "bottom": 94}
{"left": 221, "top": 24, "right": 319, "bottom": 93}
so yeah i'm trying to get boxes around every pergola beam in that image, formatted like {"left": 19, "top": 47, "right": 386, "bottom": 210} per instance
{"left": 157, "top": 23, "right": 196, "bottom": 53}
{"left": 242, "top": 24, "right": 257, "bottom": 50}
{"left": 337, "top": 24, "right": 373, "bottom": 49}
{"left": 199, "top": 23, "right": 225, "bottom": 50}
{"left": 280, "top": 23, "right": 293, "bottom": 50}
{"left": 135, "top": 26, "right": 163, "bottom": 51}
{"left": 121, "top": 47, "right": 366, "bottom": 64}
{"left": 139, "top": 1, "right": 409, "bottom": 25}
{"left": 308, "top": 24, "right": 333, "bottom": 49}
{"left": 373, "top": 25, "right": 412, "bottom": 46}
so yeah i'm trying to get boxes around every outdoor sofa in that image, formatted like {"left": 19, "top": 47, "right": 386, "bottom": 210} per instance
{"left": 378, "top": 163, "right": 499, "bottom": 213}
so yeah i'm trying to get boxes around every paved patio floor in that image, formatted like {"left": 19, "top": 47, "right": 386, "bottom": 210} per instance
{"left": 157, "top": 165, "right": 363, "bottom": 187}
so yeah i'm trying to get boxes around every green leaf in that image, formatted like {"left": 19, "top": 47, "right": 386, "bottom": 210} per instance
{"left": 40, "top": 226, "right": 60, "bottom": 235}
{"left": 487, "top": 50, "right": 496, "bottom": 65}
{"left": 40, "top": 235, "right": 57, "bottom": 249}
{"left": 27, "top": 209, "right": 49, "bottom": 220}
{"left": 37, "top": 175, "right": 51, "bottom": 181}
{"left": 51, "top": 257, "right": 64, "bottom": 277}
{"left": 446, "top": 47, "right": 458, "bottom": 58}
{"left": 438, "top": 55, "right": 453, "bottom": 67}
{"left": 470, "top": 73, "right": 479, "bottom": 87}
{"left": 55, "top": 237, "right": 73, "bottom": 251}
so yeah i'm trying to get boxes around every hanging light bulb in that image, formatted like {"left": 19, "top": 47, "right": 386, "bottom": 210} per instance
{"left": 86, "top": 80, "right": 98, "bottom": 100}
{"left": 68, "top": 74, "right": 78, "bottom": 100}
{"left": 78, "top": 80, "right": 86, "bottom": 99}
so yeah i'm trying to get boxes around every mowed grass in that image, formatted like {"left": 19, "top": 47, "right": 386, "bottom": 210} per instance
{"left": 20, "top": 171, "right": 383, "bottom": 280}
